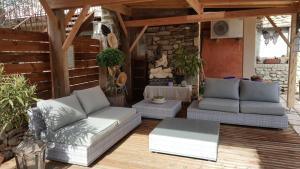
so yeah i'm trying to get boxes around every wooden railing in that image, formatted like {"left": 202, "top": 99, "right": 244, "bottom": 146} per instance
{"left": 0, "top": 1, "right": 99, "bottom": 32}
{"left": 0, "top": 0, "right": 45, "bottom": 30}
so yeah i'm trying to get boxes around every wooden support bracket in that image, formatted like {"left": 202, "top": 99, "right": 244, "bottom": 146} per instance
{"left": 65, "top": 9, "right": 76, "bottom": 27}
{"left": 116, "top": 12, "right": 128, "bottom": 38}
{"left": 129, "top": 25, "right": 148, "bottom": 53}
{"left": 266, "top": 16, "right": 291, "bottom": 47}
{"left": 62, "top": 6, "right": 90, "bottom": 53}
{"left": 186, "top": 0, "right": 203, "bottom": 14}
{"left": 39, "top": 0, "right": 57, "bottom": 23}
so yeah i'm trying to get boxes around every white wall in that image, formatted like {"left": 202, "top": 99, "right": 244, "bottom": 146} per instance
{"left": 243, "top": 17, "right": 257, "bottom": 78}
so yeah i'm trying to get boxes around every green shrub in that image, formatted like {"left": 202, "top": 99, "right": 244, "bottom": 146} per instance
{"left": 96, "top": 48, "right": 125, "bottom": 67}
{"left": 0, "top": 64, "right": 37, "bottom": 137}
{"left": 172, "top": 46, "right": 203, "bottom": 77}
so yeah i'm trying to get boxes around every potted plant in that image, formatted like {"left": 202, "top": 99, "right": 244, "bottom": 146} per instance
{"left": 0, "top": 64, "right": 37, "bottom": 161}
{"left": 96, "top": 48, "right": 126, "bottom": 106}
{"left": 172, "top": 46, "right": 203, "bottom": 84}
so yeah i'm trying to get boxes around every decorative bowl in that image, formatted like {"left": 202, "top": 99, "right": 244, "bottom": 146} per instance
{"left": 151, "top": 96, "right": 166, "bottom": 104}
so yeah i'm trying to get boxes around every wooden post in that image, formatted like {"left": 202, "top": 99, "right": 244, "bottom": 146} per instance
{"left": 48, "top": 10, "right": 70, "bottom": 98}
{"left": 287, "top": 13, "right": 299, "bottom": 108}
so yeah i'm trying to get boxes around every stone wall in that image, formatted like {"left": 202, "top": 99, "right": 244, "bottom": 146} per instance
{"left": 145, "top": 24, "right": 198, "bottom": 62}
{"left": 144, "top": 24, "right": 199, "bottom": 96}
{"left": 255, "top": 64, "right": 299, "bottom": 93}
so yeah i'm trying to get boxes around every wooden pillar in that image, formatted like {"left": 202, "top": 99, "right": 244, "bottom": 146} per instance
{"left": 287, "top": 13, "right": 299, "bottom": 108}
{"left": 48, "top": 10, "right": 70, "bottom": 98}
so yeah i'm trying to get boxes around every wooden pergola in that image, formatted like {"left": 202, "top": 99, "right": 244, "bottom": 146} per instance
{"left": 39, "top": 0, "right": 300, "bottom": 108}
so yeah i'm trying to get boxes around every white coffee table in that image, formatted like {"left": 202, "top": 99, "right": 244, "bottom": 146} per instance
{"left": 149, "top": 118, "right": 220, "bottom": 161}
{"left": 132, "top": 99, "right": 182, "bottom": 119}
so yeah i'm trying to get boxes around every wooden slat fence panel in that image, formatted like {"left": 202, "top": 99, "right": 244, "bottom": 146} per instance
{"left": 0, "top": 28, "right": 51, "bottom": 99}
{"left": 0, "top": 28, "right": 102, "bottom": 99}
{"left": 70, "top": 36, "right": 101, "bottom": 93}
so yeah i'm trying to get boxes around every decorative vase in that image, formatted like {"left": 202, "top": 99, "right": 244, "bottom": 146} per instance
{"left": 107, "top": 94, "right": 126, "bottom": 107}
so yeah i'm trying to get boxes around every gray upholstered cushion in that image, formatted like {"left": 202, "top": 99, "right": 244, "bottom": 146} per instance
{"left": 74, "top": 86, "right": 110, "bottom": 114}
{"left": 49, "top": 117, "right": 118, "bottom": 146}
{"left": 37, "top": 95, "right": 86, "bottom": 131}
{"left": 240, "top": 101, "right": 285, "bottom": 116}
{"left": 204, "top": 78, "right": 240, "bottom": 100}
{"left": 89, "top": 107, "right": 136, "bottom": 125}
{"left": 198, "top": 98, "right": 239, "bottom": 113}
{"left": 49, "top": 107, "right": 137, "bottom": 146}
{"left": 240, "top": 80, "right": 280, "bottom": 103}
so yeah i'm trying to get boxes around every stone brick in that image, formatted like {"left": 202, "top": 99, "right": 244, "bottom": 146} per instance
{"left": 158, "top": 31, "right": 171, "bottom": 36}
{"left": 159, "top": 40, "right": 169, "bottom": 45}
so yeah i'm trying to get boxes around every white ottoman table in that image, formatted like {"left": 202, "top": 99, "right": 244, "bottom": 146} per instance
{"left": 132, "top": 100, "right": 182, "bottom": 119}
{"left": 149, "top": 118, "right": 220, "bottom": 161}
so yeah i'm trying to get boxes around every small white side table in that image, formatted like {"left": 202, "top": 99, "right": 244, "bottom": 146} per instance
{"left": 132, "top": 100, "right": 182, "bottom": 119}
{"left": 143, "top": 85, "right": 192, "bottom": 102}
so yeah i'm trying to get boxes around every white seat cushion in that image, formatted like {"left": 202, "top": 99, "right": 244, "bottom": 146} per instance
{"left": 89, "top": 107, "right": 137, "bottom": 125}
{"left": 37, "top": 95, "right": 86, "bottom": 131}
{"left": 240, "top": 101, "right": 285, "bottom": 116}
{"left": 50, "top": 117, "right": 118, "bottom": 147}
{"left": 198, "top": 98, "right": 239, "bottom": 113}
{"left": 74, "top": 86, "right": 110, "bottom": 114}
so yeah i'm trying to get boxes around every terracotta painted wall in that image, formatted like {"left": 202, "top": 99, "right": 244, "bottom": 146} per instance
{"left": 201, "top": 32, "right": 244, "bottom": 78}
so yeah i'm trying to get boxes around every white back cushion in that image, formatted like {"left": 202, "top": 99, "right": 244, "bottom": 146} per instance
{"left": 37, "top": 95, "right": 86, "bottom": 131}
{"left": 74, "top": 86, "right": 110, "bottom": 114}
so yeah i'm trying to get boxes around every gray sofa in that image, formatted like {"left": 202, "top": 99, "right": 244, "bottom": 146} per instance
{"left": 28, "top": 86, "right": 141, "bottom": 166}
{"left": 187, "top": 78, "right": 288, "bottom": 129}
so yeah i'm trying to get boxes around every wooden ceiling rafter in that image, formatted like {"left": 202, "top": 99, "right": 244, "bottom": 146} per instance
{"left": 47, "top": 0, "right": 156, "bottom": 9}
{"left": 125, "top": 6, "right": 298, "bottom": 27}
{"left": 186, "top": 0, "right": 203, "bottom": 15}
{"left": 103, "top": 4, "right": 132, "bottom": 16}
{"left": 62, "top": 5, "right": 90, "bottom": 52}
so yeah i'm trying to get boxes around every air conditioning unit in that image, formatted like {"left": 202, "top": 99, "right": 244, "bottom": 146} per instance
{"left": 211, "top": 19, "right": 244, "bottom": 39}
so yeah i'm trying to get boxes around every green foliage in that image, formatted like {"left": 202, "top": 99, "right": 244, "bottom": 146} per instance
{"left": 172, "top": 46, "right": 203, "bottom": 77}
{"left": 96, "top": 48, "right": 125, "bottom": 67}
{"left": 0, "top": 64, "right": 37, "bottom": 136}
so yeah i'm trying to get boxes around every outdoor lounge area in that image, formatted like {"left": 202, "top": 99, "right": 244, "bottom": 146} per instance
{"left": 1, "top": 0, "right": 300, "bottom": 169}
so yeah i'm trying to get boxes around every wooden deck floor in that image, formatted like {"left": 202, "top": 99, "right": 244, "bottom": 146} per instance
{"left": 2, "top": 118, "right": 300, "bottom": 169}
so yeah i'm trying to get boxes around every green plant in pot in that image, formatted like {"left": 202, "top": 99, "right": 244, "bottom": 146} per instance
{"left": 0, "top": 64, "right": 37, "bottom": 139}
{"left": 172, "top": 46, "right": 203, "bottom": 84}
{"left": 96, "top": 48, "right": 125, "bottom": 97}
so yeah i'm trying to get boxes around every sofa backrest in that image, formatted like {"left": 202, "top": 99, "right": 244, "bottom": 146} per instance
{"left": 73, "top": 86, "right": 110, "bottom": 114}
{"left": 240, "top": 80, "right": 280, "bottom": 103}
{"left": 204, "top": 78, "right": 240, "bottom": 100}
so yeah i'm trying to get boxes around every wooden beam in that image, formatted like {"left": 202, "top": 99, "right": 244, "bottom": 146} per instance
{"left": 103, "top": 5, "right": 132, "bottom": 16}
{"left": 47, "top": 0, "right": 156, "bottom": 9}
{"left": 266, "top": 16, "right": 291, "bottom": 47}
{"left": 116, "top": 12, "right": 128, "bottom": 38}
{"left": 39, "top": 0, "right": 57, "bottom": 23}
{"left": 65, "top": 9, "right": 76, "bottom": 27}
{"left": 76, "top": 11, "right": 95, "bottom": 36}
{"left": 62, "top": 6, "right": 90, "bottom": 52}
{"left": 287, "top": 13, "right": 299, "bottom": 109}
{"left": 47, "top": 9, "right": 70, "bottom": 97}
{"left": 186, "top": 0, "right": 203, "bottom": 14}
{"left": 125, "top": 6, "right": 297, "bottom": 27}
{"left": 129, "top": 25, "right": 148, "bottom": 53}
